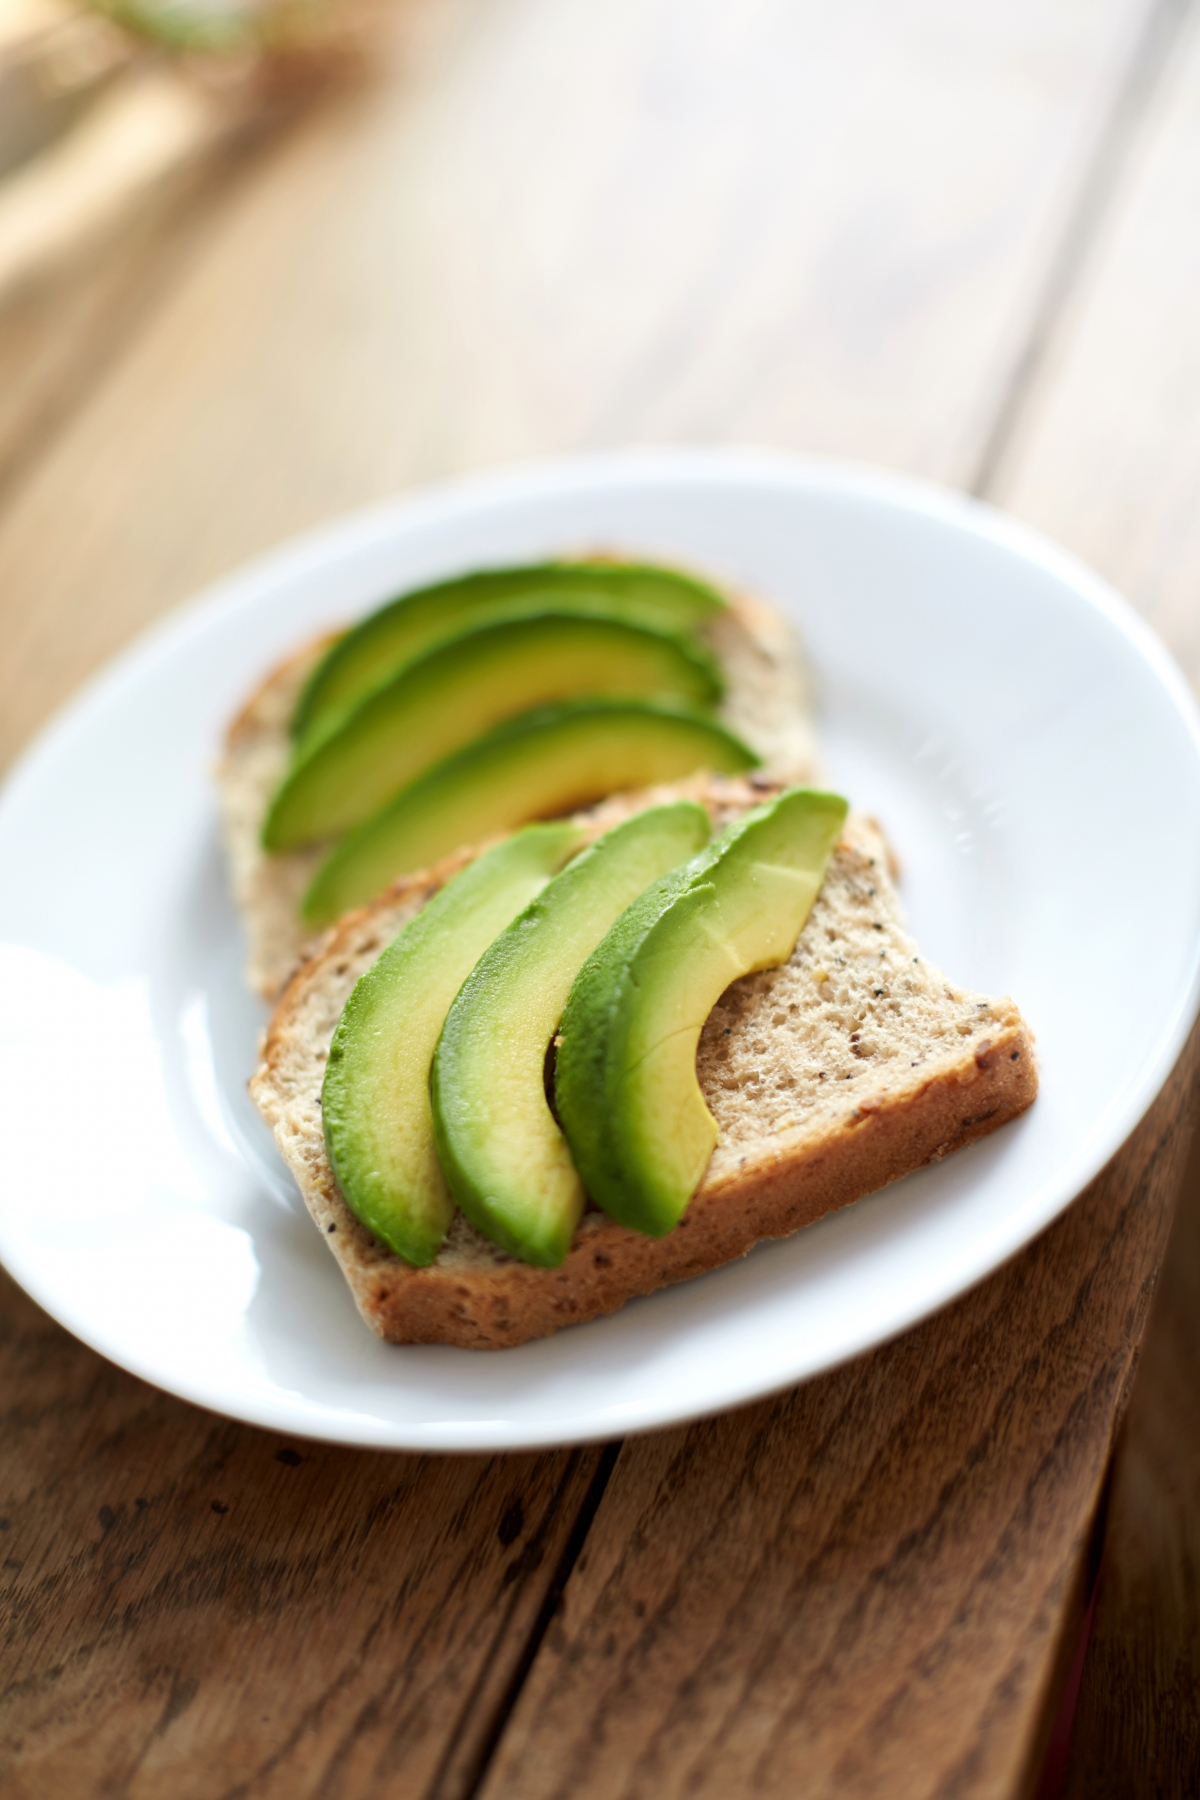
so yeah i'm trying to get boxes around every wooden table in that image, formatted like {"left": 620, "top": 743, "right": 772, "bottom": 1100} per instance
{"left": 3, "top": 3, "right": 1200, "bottom": 1794}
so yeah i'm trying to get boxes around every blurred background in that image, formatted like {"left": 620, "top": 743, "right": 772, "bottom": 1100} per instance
{"left": 1, "top": 0, "right": 1197, "bottom": 779}
{"left": 1, "top": 2, "right": 1199, "bottom": 1790}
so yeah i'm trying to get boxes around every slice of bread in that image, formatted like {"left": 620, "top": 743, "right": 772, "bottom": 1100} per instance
{"left": 217, "top": 584, "right": 815, "bottom": 1003}
{"left": 250, "top": 776, "right": 1037, "bottom": 1349}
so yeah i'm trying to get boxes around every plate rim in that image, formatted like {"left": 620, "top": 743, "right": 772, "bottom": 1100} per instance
{"left": 3, "top": 444, "right": 1200, "bottom": 1451}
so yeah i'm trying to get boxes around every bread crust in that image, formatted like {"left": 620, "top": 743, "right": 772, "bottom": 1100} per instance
{"left": 251, "top": 788, "right": 1038, "bottom": 1349}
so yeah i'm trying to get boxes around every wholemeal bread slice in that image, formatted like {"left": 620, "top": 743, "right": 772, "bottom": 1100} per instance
{"left": 217, "top": 583, "right": 815, "bottom": 1003}
{"left": 250, "top": 775, "right": 1037, "bottom": 1349}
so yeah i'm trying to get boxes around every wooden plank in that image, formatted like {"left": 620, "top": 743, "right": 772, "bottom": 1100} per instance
{"left": 996, "top": 4, "right": 1200, "bottom": 684}
{"left": 1063, "top": 1130, "right": 1200, "bottom": 1797}
{"left": 473, "top": 1031, "right": 1197, "bottom": 1800}
{"left": 463, "top": 7, "right": 1200, "bottom": 1793}
{"left": 0, "top": 1266, "right": 605, "bottom": 1800}
{"left": 994, "top": 19, "right": 1200, "bottom": 1790}
{"left": 968, "top": 0, "right": 1196, "bottom": 498}
{"left": 0, "top": 0, "right": 1149, "bottom": 775}
{"left": 0, "top": 2, "right": 1188, "bottom": 1796}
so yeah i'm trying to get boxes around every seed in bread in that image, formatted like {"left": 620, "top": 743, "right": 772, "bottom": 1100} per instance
{"left": 250, "top": 777, "right": 1037, "bottom": 1349}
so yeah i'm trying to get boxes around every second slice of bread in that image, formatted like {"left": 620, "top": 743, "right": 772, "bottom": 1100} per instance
{"left": 251, "top": 776, "right": 1037, "bottom": 1349}
{"left": 217, "top": 584, "right": 815, "bottom": 1003}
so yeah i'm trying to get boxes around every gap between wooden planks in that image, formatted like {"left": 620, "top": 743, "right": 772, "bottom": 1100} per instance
{"left": 1063, "top": 1133, "right": 1200, "bottom": 1799}
{"left": 475, "top": 1032, "right": 1199, "bottom": 1800}
{"left": 0, "top": 0, "right": 1160, "bottom": 777}
{"left": 0, "top": 1270, "right": 608, "bottom": 1799}
{"left": 1, "top": 0, "right": 1198, "bottom": 1796}
{"left": 997, "top": 5, "right": 1200, "bottom": 1792}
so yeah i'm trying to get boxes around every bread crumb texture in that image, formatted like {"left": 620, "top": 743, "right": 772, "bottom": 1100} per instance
{"left": 251, "top": 789, "right": 1037, "bottom": 1349}
{"left": 216, "top": 636, "right": 332, "bottom": 1002}
{"left": 699, "top": 825, "right": 1010, "bottom": 1161}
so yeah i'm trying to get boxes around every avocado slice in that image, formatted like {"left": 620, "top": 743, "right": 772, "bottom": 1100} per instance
{"left": 322, "top": 820, "right": 585, "bottom": 1266}
{"left": 293, "top": 560, "right": 728, "bottom": 745}
{"left": 264, "top": 612, "right": 722, "bottom": 852}
{"left": 431, "top": 801, "right": 711, "bottom": 1267}
{"left": 302, "top": 699, "right": 758, "bottom": 927}
{"left": 554, "top": 787, "right": 849, "bottom": 1236}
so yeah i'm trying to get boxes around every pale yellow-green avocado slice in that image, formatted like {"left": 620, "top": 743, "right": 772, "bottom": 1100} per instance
{"left": 302, "top": 698, "right": 758, "bottom": 927}
{"left": 321, "top": 820, "right": 585, "bottom": 1266}
{"left": 554, "top": 788, "right": 849, "bottom": 1237}
{"left": 430, "top": 801, "right": 711, "bottom": 1268}
{"left": 264, "top": 612, "right": 721, "bottom": 851}
{"left": 292, "top": 561, "right": 728, "bottom": 746}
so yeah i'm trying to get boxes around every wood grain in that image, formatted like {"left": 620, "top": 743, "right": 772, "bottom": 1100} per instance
{"left": 476, "top": 1030, "right": 1198, "bottom": 1800}
{"left": 995, "top": 15, "right": 1200, "bottom": 1787}
{"left": 0, "top": 1267, "right": 605, "bottom": 1800}
{"left": 998, "top": 1, "right": 1200, "bottom": 679}
{"left": 1062, "top": 1128, "right": 1200, "bottom": 1797}
{"left": 0, "top": 0, "right": 1150, "bottom": 776}
{"left": 0, "top": 0, "right": 1196, "bottom": 1795}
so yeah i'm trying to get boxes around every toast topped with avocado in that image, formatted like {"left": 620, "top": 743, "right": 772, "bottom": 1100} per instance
{"left": 251, "top": 776, "right": 1036, "bottom": 1349}
{"left": 218, "top": 560, "right": 815, "bottom": 1002}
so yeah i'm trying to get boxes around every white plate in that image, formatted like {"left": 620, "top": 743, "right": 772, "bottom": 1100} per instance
{"left": 3, "top": 450, "right": 1200, "bottom": 1451}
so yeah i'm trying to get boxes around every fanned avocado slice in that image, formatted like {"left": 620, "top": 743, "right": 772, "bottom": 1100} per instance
{"left": 554, "top": 787, "right": 849, "bottom": 1237}
{"left": 302, "top": 699, "right": 758, "bottom": 927}
{"left": 264, "top": 611, "right": 722, "bottom": 851}
{"left": 293, "top": 560, "right": 729, "bottom": 746}
{"left": 322, "top": 820, "right": 585, "bottom": 1266}
{"left": 431, "top": 801, "right": 711, "bottom": 1268}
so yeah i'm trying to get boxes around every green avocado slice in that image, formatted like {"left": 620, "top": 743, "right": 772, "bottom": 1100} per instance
{"left": 264, "top": 612, "right": 722, "bottom": 852}
{"left": 302, "top": 699, "right": 758, "bottom": 927}
{"left": 431, "top": 801, "right": 711, "bottom": 1268}
{"left": 322, "top": 820, "right": 585, "bottom": 1266}
{"left": 292, "top": 560, "right": 728, "bottom": 745}
{"left": 554, "top": 787, "right": 849, "bottom": 1237}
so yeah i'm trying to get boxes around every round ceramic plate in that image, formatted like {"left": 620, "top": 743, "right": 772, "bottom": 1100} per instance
{"left": 3, "top": 451, "right": 1200, "bottom": 1450}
